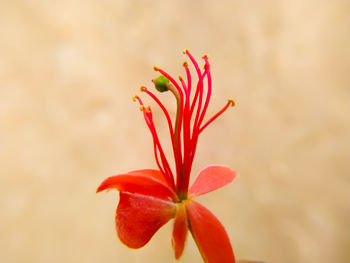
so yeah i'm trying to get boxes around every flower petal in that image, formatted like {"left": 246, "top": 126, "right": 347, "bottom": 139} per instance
{"left": 171, "top": 203, "right": 188, "bottom": 259}
{"left": 185, "top": 200, "right": 235, "bottom": 263}
{"left": 97, "top": 169, "right": 177, "bottom": 201}
{"left": 116, "top": 192, "right": 176, "bottom": 248}
{"left": 189, "top": 166, "right": 236, "bottom": 196}
{"left": 127, "top": 169, "right": 168, "bottom": 184}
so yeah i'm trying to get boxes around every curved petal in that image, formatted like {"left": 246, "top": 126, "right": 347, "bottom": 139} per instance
{"left": 116, "top": 192, "right": 176, "bottom": 248}
{"left": 96, "top": 170, "right": 177, "bottom": 201}
{"left": 185, "top": 200, "right": 235, "bottom": 263}
{"left": 127, "top": 169, "right": 168, "bottom": 184}
{"left": 171, "top": 203, "right": 188, "bottom": 259}
{"left": 189, "top": 166, "right": 236, "bottom": 196}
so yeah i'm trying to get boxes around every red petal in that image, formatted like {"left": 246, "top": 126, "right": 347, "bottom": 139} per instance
{"left": 127, "top": 169, "right": 168, "bottom": 184}
{"left": 185, "top": 200, "right": 235, "bottom": 263}
{"left": 97, "top": 169, "right": 177, "bottom": 201}
{"left": 189, "top": 166, "right": 236, "bottom": 196}
{"left": 171, "top": 203, "right": 188, "bottom": 259}
{"left": 116, "top": 192, "right": 176, "bottom": 248}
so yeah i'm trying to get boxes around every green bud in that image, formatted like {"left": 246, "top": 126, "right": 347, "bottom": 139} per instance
{"left": 153, "top": 75, "right": 170, "bottom": 92}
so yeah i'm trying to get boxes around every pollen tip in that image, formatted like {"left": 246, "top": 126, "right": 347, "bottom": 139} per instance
{"left": 202, "top": 54, "right": 209, "bottom": 59}
{"left": 145, "top": 106, "right": 151, "bottom": 113}
{"left": 183, "top": 49, "right": 189, "bottom": 54}
{"left": 153, "top": 66, "right": 159, "bottom": 71}
{"left": 132, "top": 95, "right": 138, "bottom": 102}
{"left": 140, "top": 86, "right": 147, "bottom": 91}
{"left": 183, "top": 61, "right": 188, "bottom": 67}
{"left": 228, "top": 99, "right": 236, "bottom": 107}
{"left": 139, "top": 105, "right": 145, "bottom": 111}
{"left": 178, "top": 75, "right": 183, "bottom": 80}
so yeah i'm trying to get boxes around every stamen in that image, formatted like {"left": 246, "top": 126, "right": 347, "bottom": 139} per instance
{"left": 189, "top": 56, "right": 211, "bottom": 169}
{"left": 145, "top": 110, "right": 175, "bottom": 188}
{"left": 153, "top": 142, "right": 166, "bottom": 177}
{"left": 228, "top": 99, "right": 236, "bottom": 107}
{"left": 133, "top": 94, "right": 175, "bottom": 188}
{"left": 181, "top": 67, "right": 192, "bottom": 188}
{"left": 199, "top": 99, "right": 235, "bottom": 134}
{"left": 141, "top": 88, "right": 174, "bottom": 135}
{"left": 189, "top": 70, "right": 207, "bottom": 115}
{"left": 179, "top": 52, "right": 207, "bottom": 194}
{"left": 197, "top": 56, "right": 212, "bottom": 127}
{"left": 191, "top": 67, "right": 208, "bottom": 132}
{"left": 133, "top": 95, "right": 144, "bottom": 106}
{"left": 141, "top": 87, "right": 176, "bottom": 164}
{"left": 183, "top": 61, "right": 191, "bottom": 95}
{"left": 185, "top": 55, "right": 214, "bottom": 194}
{"left": 179, "top": 76, "right": 187, "bottom": 90}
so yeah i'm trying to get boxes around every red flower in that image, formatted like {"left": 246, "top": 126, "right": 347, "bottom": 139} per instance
{"left": 97, "top": 50, "right": 236, "bottom": 262}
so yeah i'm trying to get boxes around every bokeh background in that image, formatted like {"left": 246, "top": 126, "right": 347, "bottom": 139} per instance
{"left": 0, "top": 0, "right": 349, "bottom": 262}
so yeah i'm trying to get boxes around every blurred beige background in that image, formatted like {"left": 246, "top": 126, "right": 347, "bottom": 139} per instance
{"left": 0, "top": 0, "right": 349, "bottom": 263}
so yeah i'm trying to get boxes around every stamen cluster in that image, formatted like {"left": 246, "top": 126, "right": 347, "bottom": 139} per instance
{"left": 133, "top": 50, "right": 235, "bottom": 200}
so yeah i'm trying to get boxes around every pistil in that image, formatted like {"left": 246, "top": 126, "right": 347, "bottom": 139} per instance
{"left": 153, "top": 67, "right": 185, "bottom": 196}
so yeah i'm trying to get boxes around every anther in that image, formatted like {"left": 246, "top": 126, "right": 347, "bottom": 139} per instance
{"left": 153, "top": 66, "right": 159, "bottom": 71}
{"left": 202, "top": 54, "right": 209, "bottom": 59}
{"left": 178, "top": 75, "right": 183, "bottom": 81}
{"left": 183, "top": 49, "right": 189, "bottom": 54}
{"left": 132, "top": 95, "right": 138, "bottom": 102}
{"left": 183, "top": 61, "right": 188, "bottom": 67}
{"left": 145, "top": 106, "right": 151, "bottom": 113}
{"left": 139, "top": 105, "right": 145, "bottom": 111}
{"left": 140, "top": 86, "right": 147, "bottom": 91}
{"left": 228, "top": 99, "right": 236, "bottom": 107}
